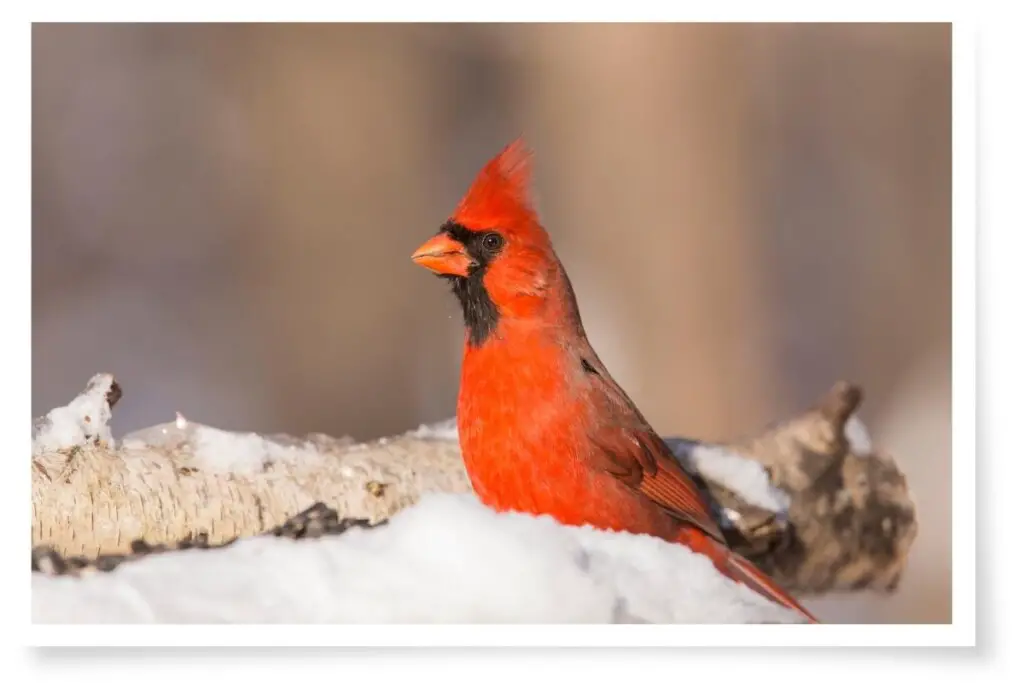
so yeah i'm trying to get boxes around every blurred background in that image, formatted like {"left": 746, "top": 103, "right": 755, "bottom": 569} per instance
{"left": 31, "top": 23, "right": 951, "bottom": 623}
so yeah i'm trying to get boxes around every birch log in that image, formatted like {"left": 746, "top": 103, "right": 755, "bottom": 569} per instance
{"left": 31, "top": 374, "right": 917, "bottom": 595}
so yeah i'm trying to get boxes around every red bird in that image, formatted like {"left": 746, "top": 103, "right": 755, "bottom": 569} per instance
{"left": 411, "top": 139, "right": 816, "bottom": 623}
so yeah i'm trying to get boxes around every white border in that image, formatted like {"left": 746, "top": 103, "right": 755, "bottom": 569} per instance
{"left": 30, "top": 623, "right": 969, "bottom": 648}
{"left": 949, "top": 16, "right": 976, "bottom": 640}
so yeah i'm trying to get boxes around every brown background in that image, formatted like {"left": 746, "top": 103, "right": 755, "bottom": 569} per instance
{"left": 32, "top": 23, "right": 951, "bottom": 623}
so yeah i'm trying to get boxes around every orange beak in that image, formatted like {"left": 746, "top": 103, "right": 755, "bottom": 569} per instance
{"left": 411, "top": 232, "right": 474, "bottom": 277}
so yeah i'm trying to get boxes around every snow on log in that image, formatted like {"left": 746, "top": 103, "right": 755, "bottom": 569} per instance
{"left": 31, "top": 374, "right": 918, "bottom": 606}
{"left": 32, "top": 373, "right": 121, "bottom": 455}
{"left": 32, "top": 495, "right": 808, "bottom": 624}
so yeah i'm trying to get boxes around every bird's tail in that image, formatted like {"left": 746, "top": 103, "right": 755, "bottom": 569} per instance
{"left": 679, "top": 527, "right": 818, "bottom": 623}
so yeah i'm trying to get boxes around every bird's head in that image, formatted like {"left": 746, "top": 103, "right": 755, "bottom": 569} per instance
{"left": 412, "top": 139, "right": 567, "bottom": 345}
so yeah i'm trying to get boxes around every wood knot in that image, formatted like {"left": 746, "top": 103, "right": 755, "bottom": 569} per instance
{"left": 818, "top": 381, "right": 864, "bottom": 429}
{"left": 365, "top": 480, "right": 388, "bottom": 498}
{"left": 106, "top": 380, "right": 123, "bottom": 409}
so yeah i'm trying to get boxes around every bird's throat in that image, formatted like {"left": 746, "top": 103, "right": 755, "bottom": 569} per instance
{"left": 448, "top": 270, "right": 500, "bottom": 347}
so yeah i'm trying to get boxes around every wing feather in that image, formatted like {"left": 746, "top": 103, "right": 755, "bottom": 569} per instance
{"left": 579, "top": 355, "right": 726, "bottom": 544}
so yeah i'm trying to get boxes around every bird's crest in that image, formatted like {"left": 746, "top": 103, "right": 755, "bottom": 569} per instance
{"left": 452, "top": 137, "right": 539, "bottom": 230}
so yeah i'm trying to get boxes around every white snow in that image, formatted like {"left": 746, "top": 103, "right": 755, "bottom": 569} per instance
{"left": 121, "top": 414, "right": 196, "bottom": 450}
{"left": 844, "top": 414, "right": 873, "bottom": 455}
{"left": 721, "top": 508, "right": 744, "bottom": 526}
{"left": 32, "top": 493, "right": 807, "bottom": 624}
{"left": 408, "top": 417, "right": 459, "bottom": 441}
{"left": 32, "top": 373, "right": 117, "bottom": 455}
{"left": 121, "top": 414, "right": 331, "bottom": 474}
{"left": 667, "top": 440, "right": 791, "bottom": 514}
{"left": 190, "top": 426, "right": 322, "bottom": 473}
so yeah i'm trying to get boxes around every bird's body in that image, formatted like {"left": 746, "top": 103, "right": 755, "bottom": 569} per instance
{"left": 457, "top": 271, "right": 681, "bottom": 541}
{"left": 412, "top": 140, "right": 816, "bottom": 622}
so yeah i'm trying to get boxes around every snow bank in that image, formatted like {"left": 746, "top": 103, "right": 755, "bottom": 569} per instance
{"left": 32, "top": 493, "right": 807, "bottom": 624}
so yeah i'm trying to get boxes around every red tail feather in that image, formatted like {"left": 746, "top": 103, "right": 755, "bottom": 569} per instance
{"left": 680, "top": 528, "right": 818, "bottom": 623}
{"left": 722, "top": 548, "right": 818, "bottom": 623}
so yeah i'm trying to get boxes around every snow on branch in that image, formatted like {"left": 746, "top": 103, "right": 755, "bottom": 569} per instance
{"left": 32, "top": 373, "right": 121, "bottom": 455}
{"left": 31, "top": 374, "right": 919, "bottom": 623}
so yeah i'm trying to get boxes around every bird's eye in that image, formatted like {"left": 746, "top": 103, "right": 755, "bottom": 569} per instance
{"left": 482, "top": 232, "right": 504, "bottom": 252}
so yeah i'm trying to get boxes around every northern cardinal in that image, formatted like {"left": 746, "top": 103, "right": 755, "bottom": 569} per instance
{"left": 411, "top": 139, "right": 816, "bottom": 623}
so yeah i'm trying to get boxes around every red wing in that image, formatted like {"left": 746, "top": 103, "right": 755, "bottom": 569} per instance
{"left": 579, "top": 358, "right": 726, "bottom": 544}
{"left": 588, "top": 421, "right": 727, "bottom": 544}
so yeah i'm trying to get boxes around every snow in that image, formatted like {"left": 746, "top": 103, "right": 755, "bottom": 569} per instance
{"left": 32, "top": 493, "right": 807, "bottom": 624}
{"left": 666, "top": 439, "right": 790, "bottom": 514}
{"left": 844, "top": 414, "right": 873, "bottom": 455}
{"left": 32, "top": 373, "right": 117, "bottom": 455}
{"left": 190, "top": 426, "right": 322, "bottom": 473}
{"left": 121, "top": 413, "right": 334, "bottom": 474}
{"left": 121, "top": 414, "right": 196, "bottom": 450}
{"left": 408, "top": 417, "right": 459, "bottom": 441}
